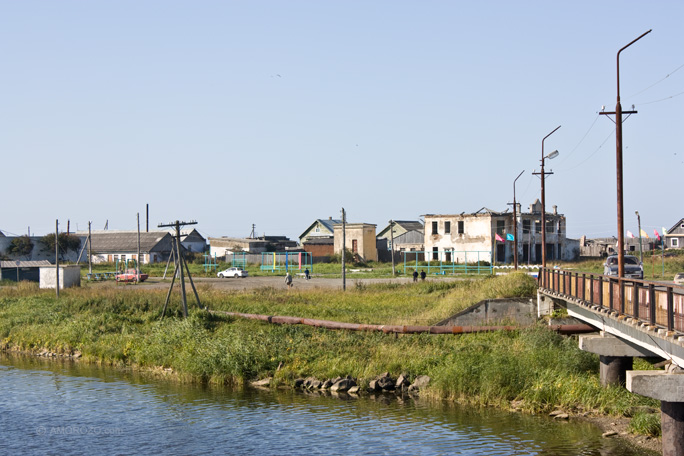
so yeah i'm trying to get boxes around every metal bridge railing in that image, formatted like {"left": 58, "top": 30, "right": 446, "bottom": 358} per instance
{"left": 539, "top": 267, "right": 684, "bottom": 333}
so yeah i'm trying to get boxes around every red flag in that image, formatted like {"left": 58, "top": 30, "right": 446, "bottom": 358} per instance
{"left": 654, "top": 229, "right": 661, "bottom": 241}
{"left": 495, "top": 233, "right": 504, "bottom": 242}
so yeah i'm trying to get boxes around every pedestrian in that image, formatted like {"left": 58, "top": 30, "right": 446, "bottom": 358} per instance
{"left": 420, "top": 270, "right": 426, "bottom": 281}
{"left": 285, "top": 272, "right": 293, "bottom": 288}
{"left": 412, "top": 270, "right": 418, "bottom": 282}
{"left": 304, "top": 268, "right": 310, "bottom": 280}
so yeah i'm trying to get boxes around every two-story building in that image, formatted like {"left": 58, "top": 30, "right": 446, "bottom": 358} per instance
{"left": 423, "top": 200, "right": 578, "bottom": 265}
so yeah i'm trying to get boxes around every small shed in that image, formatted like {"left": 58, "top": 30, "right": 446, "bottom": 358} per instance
{"left": 39, "top": 265, "right": 81, "bottom": 289}
{"left": 0, "top": 260, "right": 52, "bottom": 282}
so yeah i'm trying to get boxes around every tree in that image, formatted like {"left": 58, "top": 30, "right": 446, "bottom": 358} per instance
{"left": 39, "top": 233, "right": 82, "bottom": 260}
{"left": 8, "top": 235, "right": 34, "bottom": 258}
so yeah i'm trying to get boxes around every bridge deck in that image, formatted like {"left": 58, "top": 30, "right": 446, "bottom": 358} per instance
{"left": 538, "top": 267, "right": 684, "bottom": 367}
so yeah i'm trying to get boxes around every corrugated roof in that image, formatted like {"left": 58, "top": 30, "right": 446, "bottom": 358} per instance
{"left": 0, "top": 260, "right": 52, "bottom": 268}
{"left": 86, "top": 231, "right": 173, "bottom": 253}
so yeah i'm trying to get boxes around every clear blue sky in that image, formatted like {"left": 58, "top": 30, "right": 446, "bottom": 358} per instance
{"left": 2, "top": 1, "right": 682, "bottom": 241}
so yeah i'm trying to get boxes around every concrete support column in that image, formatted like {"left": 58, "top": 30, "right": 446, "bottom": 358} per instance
{"left": 599, "top": 355, "right": 633, "bottom": 386}
{"left": 661, "top": 401, "right": 684, "bottom": 456}
{"left": 579, "top": 333, "right": 655, "bottom": 386}
{"left": 628, "top": 371, "right": 684, "bottom": 456}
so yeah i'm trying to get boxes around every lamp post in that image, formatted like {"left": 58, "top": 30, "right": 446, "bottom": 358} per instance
{"left": 612, "top": 30, "right": 651, "bottom": 278}
{"left": 389, "top": 220, "right": 396, "bottom": 276}
{"left": 512, "top": 170, "right": 524, "bottom": 270}
{"left": 635, "top": 211, "right": 643, "bottom": 264}
{"left": 540, "top": 126, "right": 561, "bottom": 268}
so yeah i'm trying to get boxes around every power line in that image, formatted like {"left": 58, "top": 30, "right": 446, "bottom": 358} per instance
{"left": 557, "top": 114, "right": 600, "bottom": 165}
{"left": 627, "top": 62, "right": 684, "bottom": 98}
{"left": 638, "top": 90, "right": 684, "bottom": 106}
{"left": 557, "top": 128, "right": 615, "bottom": 172}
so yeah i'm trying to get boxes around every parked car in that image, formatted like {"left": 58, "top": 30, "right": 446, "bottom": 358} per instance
{"left": 217, "top": 267, "right": 248, "bottom": 278}
{"left": 603, "top": 254, "right": 643, "bottom": 279}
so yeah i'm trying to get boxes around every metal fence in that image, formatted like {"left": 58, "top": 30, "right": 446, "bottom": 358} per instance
{"left": 539, "top": 267, "right": 684, "bottom": 333}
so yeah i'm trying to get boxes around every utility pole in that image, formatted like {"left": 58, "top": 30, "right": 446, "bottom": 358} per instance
{"left": 341, "top": 208, "right": 346, "bottom": 291}
{"left": 635, "top": 211, "right": 643, "bottom": 264}
{"left": 508, "top": 170, "right": 525, "bottom": 270}
{"left": 55, "top": 219, "right": 60, "bottom": 298}
{"left": 137, "top": 213, "right": 141, "bottom": 282}
{"left": 533, "top": 126, "right": 560, "bottom": 268}
{"left": 599, "top": 29, "right": 651, "bottom": 278}
{"left": 158, "top": 219, "right": 202, "bottom": 318}
{"left": 389, "top": 220, "right": 396, "bottom": 276}
{"left": 146, "top": 204, "right": 149, "bottom": 232}
{"left": 88, "top": 221, "right": 92, "bottom": 274}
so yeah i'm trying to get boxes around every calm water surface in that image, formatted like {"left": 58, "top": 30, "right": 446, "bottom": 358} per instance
{"left": 0, "top": 354, "right": 650, "bottom": 455}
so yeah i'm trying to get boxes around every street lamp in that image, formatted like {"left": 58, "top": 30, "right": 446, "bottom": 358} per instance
{"left": 635, "top": 210, "right": 643, "bottom": 264}
{"left": 607, "top": 30, "right": 651, "bottom": 278}
{"left": 512, "top": 170, "right": 524, "bottom": 270}
{"left": 540, "top": 126, "right": 561, "bottom": 268}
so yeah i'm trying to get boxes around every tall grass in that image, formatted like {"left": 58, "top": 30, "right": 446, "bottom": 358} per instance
{"left": 0, "top": 274, "right": 659, "bottom": 423}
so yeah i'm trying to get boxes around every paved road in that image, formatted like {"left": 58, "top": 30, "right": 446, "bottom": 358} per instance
{"left": 91, "top": 275, "right": 431, "bottom": 292}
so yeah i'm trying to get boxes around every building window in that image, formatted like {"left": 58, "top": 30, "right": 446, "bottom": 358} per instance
{"left": 432, "top": 221, "right": 438, "bottom": 235}
{"left": 445, "top": 221, "right": 451, "bottom": 234}
{"left": 496, "top": 220, "right": 505, "bottom": 235}
{"left": 673, "top": 239, "right": 679, "bottom": 247}
{"left": 535, "top": 221, "right": 541, "bottom": 234}
{"left": 315, "top": 227, "right": 320, "bottom": 233}
{"left": 558, "top": 220, "right": 563, "bottom": 234}
{"left": 432, "top": 247, "right": 439, "bottom": 260}
{"left": 458, "top": 221, "right": 464, "bottom": 234}
{"left": 523, "top": 220, "right": 531, "bottom": 234}
{"left": 352, "top": 239, "right": 358, "bottom": 253}
{"left": 546, "top": 220, "right": 555, "bottom": 233}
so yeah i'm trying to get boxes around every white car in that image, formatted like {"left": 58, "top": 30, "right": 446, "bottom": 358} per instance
{"left": 217, "top": 267, "right": 248, "bottom": 278}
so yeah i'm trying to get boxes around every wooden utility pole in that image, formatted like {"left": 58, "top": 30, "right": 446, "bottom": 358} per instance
{"left": 88, "top": 221, "right": 92, "bottom": 274}
{"left": 137, "top": 213, "right": 141, "bottom": 282}
{"left": 55, "top": 219, "right": 60, "bottom": 298}
{"left": 341, "top": 208, "right": 346, "bottom": 291}
{"left": 158, "top": 219, "right": 202, "bottom": 318}
{"left": 389, "top": 220, "right": 396, "bottom": 276}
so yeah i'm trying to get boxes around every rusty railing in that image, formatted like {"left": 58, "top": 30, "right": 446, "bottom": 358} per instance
{"left": 538, "top": 267, "right": 684, "bottom": 333}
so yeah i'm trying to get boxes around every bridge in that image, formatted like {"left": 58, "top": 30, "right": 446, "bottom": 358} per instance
{"left": 537, "top": 267, "right": 684, "bottom": 455}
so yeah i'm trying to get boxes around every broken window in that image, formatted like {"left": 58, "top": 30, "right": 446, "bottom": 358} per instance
{"left": 496, "top": 220, "right": 505, "bottom": 235}
{"left": 432, "top": 221, "right": 438, "bottom": 235}
{"left": 523, "top": 219, "right": 531, "bottom": 234}
{"left": 458, "top": 221, "right": 464, "bottom": 234}
{"left": 445, "top": 221, "right": 451, "bottom": 234}
{"left": 432, "top": 247, "right": 439, "bottom": 260}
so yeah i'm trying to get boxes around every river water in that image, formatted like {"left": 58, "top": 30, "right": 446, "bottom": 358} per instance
{"left": 0, "top": 354, "right": 651, "bottom": 455}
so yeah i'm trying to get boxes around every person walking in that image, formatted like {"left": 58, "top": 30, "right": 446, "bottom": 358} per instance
{"left": 304, "top": 268, "right": 310, "bottom": 280}
{"left": 420, "top": 270, "right": 426, "bottom": 281}
{"left": 412, "top": 270, "right": 418, "bottom": 282}
{"left": 285, "top": 272, "right": 293, "bottom": 288}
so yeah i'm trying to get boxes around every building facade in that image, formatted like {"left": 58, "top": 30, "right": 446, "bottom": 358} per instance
{"left": 665, "top": 218, "right": 684, "bottom": 249}
{"left": 333, "top": 223, "right": 378, "bottom": 262}
{"left": 424, "top": 201, "right": 578, "bottom": 265}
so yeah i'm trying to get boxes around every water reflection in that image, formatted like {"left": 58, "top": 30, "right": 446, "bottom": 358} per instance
{"left": 0, "top": 354, "right": 648, "bottom": 455}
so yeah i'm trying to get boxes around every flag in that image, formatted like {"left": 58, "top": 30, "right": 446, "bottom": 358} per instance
{"left": 627, "top": 230, "right": 635, "bottom": 239}
{"left": 654, "top": 229, "right": 661, "bottom": 241}
{"left": 640, "top": 229, "right": 650, "bottom": 239}
{"left": 506, "top": 233, "right": 514, "bottom": 241}
{"left": 495, "top": 233, "right": 504, "bottom": 242}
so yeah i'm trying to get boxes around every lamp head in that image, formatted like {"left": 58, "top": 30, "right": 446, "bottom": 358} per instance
{"left": 546, "top": 150, "right": 559, "bottom": 160}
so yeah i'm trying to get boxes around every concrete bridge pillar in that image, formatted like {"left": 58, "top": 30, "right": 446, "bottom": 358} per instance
{"left": 579, "top": 333, "right": 655, "bottom": 387}
{"left": 599, "top": 356, "right": 632, "bottom": 386}
{"left": 628, "top": 370, "right": 684, "bottom": 456}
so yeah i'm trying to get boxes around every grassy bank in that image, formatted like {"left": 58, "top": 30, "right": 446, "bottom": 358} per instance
{"left": 0, "top": 275, "right": 659, "bottom": 423}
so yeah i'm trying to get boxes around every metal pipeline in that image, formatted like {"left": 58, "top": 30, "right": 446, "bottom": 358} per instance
{"left": 210, "top": 311, "right": 596, "bottom": 335}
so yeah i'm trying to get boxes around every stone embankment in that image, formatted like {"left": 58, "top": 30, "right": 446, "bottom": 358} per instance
{"left": 251, "top": 372, "right": 431, "bottom": 396}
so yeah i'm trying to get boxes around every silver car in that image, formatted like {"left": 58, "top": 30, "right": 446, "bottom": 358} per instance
{"left": 217, "top": 267, "right": 248, "bottom": 278}
{"left": 603, "top": 255, "right": 643, "bottom": 279}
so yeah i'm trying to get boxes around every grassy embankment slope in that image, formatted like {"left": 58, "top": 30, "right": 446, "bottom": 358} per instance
{"left": 0, "top": 273, "right": 661, "bottom": 434}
